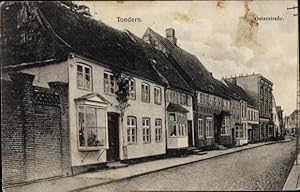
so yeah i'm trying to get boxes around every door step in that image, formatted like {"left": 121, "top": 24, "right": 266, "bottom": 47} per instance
{"left": 187, "top": 147, "right": 208, "bottom": 155}
{"left": 195, "top": 151, "right": 208, "bottom": 155}
{"left": 106, "top": 161, "right": 128, "bottom": 169}
{"left": 215, "top": 144, "right": 227, "bottom": 150}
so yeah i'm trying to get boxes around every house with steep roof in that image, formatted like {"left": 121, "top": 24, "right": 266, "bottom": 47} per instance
{"left": 285, "top": 109, "right": 299, "bottom": 136}
{"left": 142, "top": 28, "right": 232, "bottom": 149}
{"left": 1, "top": 1, "right": 194, "bottom": 183}
{"left": 124, "top": 31, "right": 195, "bottom": 155}
{"left": 222, "top": 79, "right": 259, "bottom": 145}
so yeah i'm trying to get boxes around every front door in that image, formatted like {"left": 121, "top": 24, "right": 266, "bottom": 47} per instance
{"left": 248, "top": 129, "right": 252, "bottom": 142}
{"left": 231, "top": 128, "right": 235, "bottom": 146}
{"left": 188, "top": 120, "right": 193, "bottom": 146}
{"left": 107, "top": 113, "right": 120, "bottom": 161}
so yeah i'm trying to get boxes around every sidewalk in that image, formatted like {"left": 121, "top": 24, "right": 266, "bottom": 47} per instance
{"left": 283, "top": 153, "right": 300, "bottom": 191}
{"left": 3, "top": 139, "right": 291, "bottom": 192}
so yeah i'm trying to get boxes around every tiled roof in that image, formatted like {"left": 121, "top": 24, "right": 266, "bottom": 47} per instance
{"left": 124, "top": 31, "right": 193, "bottom": 94}
{"left": 145, "top": 28, "right": 232, "bottom": 99}
{"left": 2, "top": 2, "right": 166, "bottom": 85}
{"left": 224, "top": 79, "right": 256, "bottom": 107}
{"left": 37, "top": 2, "right": 167, "bottom": 84}
{"left": 289, "top": 109, "right": 299, "bottom": 118}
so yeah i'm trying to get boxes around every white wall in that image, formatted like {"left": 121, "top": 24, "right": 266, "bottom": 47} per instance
{"left": 165, "top": 89, "right": 193, "bottom": 149}
{"left": 20, "top": 62, "right": 68, "bottom": 88}
{"left": 68, "top": 56, "right": 166, "bottom": 166}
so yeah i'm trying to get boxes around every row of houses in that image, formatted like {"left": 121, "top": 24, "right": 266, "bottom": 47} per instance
{"left": 0, "top": 1, "right": 283, "bottom": 185}
{"left": 285, "top": 109, "right": 300, "bottom": 135}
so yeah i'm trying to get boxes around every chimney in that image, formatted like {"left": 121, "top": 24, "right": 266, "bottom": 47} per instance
{"left": 166, "top": 28, "right": 177, "bottom": 45}
{"left": 232, "top": 77, "right": 237, "bottom": 84}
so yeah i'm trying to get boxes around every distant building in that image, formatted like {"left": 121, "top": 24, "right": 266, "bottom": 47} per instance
{"left": 275, "top": 106, "right": 284, "bottom": 136}
{"left": 286, "top": 110, "right": 300, "bottom": 135}
{"left": 272, "top": 96, "right": 284, "bottom": 138}
{"left": 225, "top": 74, "right": 273, "bottom": 141}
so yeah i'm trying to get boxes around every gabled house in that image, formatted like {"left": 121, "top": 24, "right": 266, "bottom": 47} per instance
{"left": 1, "top": 1, "right": 194, "bottom": 183}
{"left": 141, "top": 46, "right": 194, "bottom": 154}
{"left": 142, "top": 28, "right": 232, "bottom": 149}
{"left": 124, "top": 31, "right": 195, "bottom": 155}
{"left": 285, "top": 109, "right": 299, "bottom": 135}
{"left": 222, "top": 79, "right": 259, "bottom": 145}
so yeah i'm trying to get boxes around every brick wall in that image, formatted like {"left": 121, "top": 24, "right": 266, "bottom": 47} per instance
{"left": 1, "top": 72, "right": 71, "bottom": 185}
{"left": 1, "top": 79, "right": 26, "bottom": 183}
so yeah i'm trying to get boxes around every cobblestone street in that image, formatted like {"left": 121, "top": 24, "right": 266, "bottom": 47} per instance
{"left": 83, "top": 141, "right": 296, "bottom": 191}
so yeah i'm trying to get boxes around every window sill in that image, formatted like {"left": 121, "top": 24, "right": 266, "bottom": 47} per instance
{"left": 128, "top": 142, "right": 137, "bottom": 145}
{"left": 143, "top": 142, "right": 151, "bottom": 144}
{"left": 206, "top": 136, "right": 213, "bottom": 139}
{"left": 155, "top": 141, "right": 163, "bottom": 143}
{"left": 78, "top": 146, "right": 107, "bottom": 151}
{"left": 169, "top": 136, "right": 187, "bottom": 138}
{"left": 77, "top": 87, "right": 92, "bottom": 92}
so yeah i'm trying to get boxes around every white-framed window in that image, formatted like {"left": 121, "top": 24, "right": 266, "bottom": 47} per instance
{"left": 168, "top": 112, "right": 187, "bottom": 137}
{"left": 221, "top": 116, "right": 229, "bottom": 135}
{"left": 169, "top": 113, "right": 177, "bottom": 137}
{"left": 77, "top": 105, "right": 106, "bottom": 150}
{"left": 142, "top": 118, "right": 151, "bottom": 143}
{"left": 128, "top": 79, "right": 136, "bottom": 100}
{"left": 141, "top": 83, "right": 150, "bottom": 103}
{"left": 155, "top": 118, "right": 162, "bottom": 142}
{"left": 154, "top": 87, "right": 162, "bottom": 105}
{"left": 236, "top": 123, "right": 246, "bottom": 138}
{"left": 174, "top": 92, "right": 179, "bottom": 104}
{"left": 77, "top": 64, "right": 92, "bottom": 90}
{"left": 198, "top": 118, "right": 203, "bottom": 137}
{"left": 206, "top": 117, "right": 213, "bottom": 137}
{"left": 212, "top": 96, "right": 216, "bottom": 106}
{"left": 218, "top": 97, "right": 222, "bottom": 109}
{"left": 209, "top": 95, "right": 213, "bottom": 106}
{"left": 104, "top": 72, "right": 115, "bottom": 95}
{"left": 127, "top": 116, "right": 137, "bottom": 144}
{"left": 180, "top": 93, "right": 187, "bottom": 105}
{"left": 187, "top": 95, "right": 192, "bottom": 106}
{"left": 200, "top": 93, "right": 204, "bottom": 104}
{"left": 241, "top": 105, "right": 244, "bottom": 118}
{"left": 236, "top": 107, "right": 240, "bottom": 119}
{"left": 177, "top": 123, "right": 185, "bottom": 137}
{"left": 169, "top": 90, "right": 174, "bottom": 103}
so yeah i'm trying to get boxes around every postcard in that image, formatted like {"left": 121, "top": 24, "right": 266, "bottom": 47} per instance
{"left": 1, "top": 1, "right": 299, "bottom": 191}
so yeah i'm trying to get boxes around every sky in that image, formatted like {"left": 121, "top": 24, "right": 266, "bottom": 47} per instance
{"left": 77, "top": 0, "right": 298, "bottom": 116}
